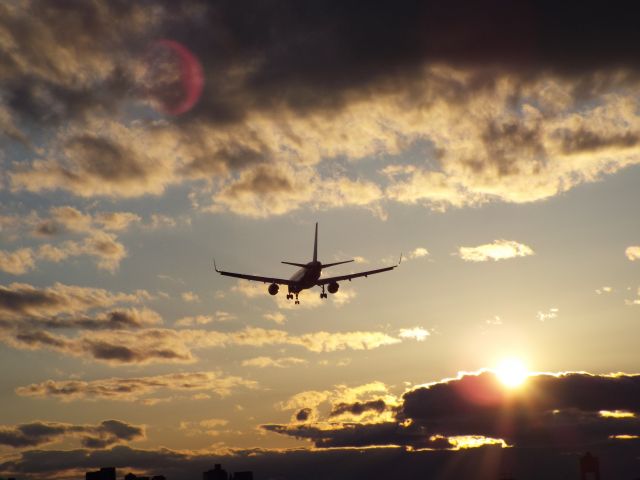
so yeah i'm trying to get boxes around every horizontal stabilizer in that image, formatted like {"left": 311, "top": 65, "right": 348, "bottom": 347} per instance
{"left": 282, "top": 261, "right": 308, "bottom": 268}
{"left": 322, "top": 259, "right": 354, "bottom": 268}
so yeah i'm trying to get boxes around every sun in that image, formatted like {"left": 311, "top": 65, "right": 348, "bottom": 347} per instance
{"left": 495, "top": 358, "right": 528, "bottom": 389}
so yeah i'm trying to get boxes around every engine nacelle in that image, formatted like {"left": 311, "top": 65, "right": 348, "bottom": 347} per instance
{"left": 327, "top": 282, "right": 339, "bottom": 294}
{"left": 268, "top": 283, "right": 279, "bottom": 295}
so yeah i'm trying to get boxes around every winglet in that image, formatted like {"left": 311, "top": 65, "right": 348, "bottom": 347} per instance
{"left": 398, "top": 253, "right": 403, "bottom": 266}
{"left": 213, "top": 257, "right": 220, "bottom": 272}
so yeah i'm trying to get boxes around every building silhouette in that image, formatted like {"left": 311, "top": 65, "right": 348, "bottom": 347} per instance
{"left": 580, "top": 452, "right": 600, "bottom": 480}
{"left": 203, "top": 464, "right": 228, "bottom": 480}
{"left": 86, "top": 467, "right": 116, "bottom": 480}
{"left": 203, "top": 464, "right": 253, "bottom": 480}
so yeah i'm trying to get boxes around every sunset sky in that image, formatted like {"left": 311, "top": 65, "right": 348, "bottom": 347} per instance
{"left": 2, "top": 1, "right": 640, "bottom": 479}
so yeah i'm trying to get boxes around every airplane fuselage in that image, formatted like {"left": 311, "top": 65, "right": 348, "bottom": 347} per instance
{"left": 288, "top": 261, "right": 322, "bottom": 293}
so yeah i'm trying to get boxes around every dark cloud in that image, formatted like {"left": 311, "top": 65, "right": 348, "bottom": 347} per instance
{"left": 0, "top": 282, "right": 143, "bottom": 319}
{"left": 5, "top": 0, "right": 640, "bottom": 134}
{"left": 33, "top": 221, "right": 60, "bottom": 237}
{"left": 558, "top": 128, "right": 640, "bottom": 154}
{"left": 10, "top": 308, "right": 162, "bottom": 331}
{"left": 295, "top": 408, "right": 312, "bottom": 422}
{"left": 329, "top": 399, "right": 388, "bottom": 418}
{"left": 263, "top": 422, "right": 453, "bottom": 450}
{"left": 401, "top": 372, "right": 640, "bottom": 421}
{"left": 4, "top": 0, "right": 640, "bottom": 211}
{"left": 62, "top": 135, "right": 150, "bottom": 182}
{"left": 472, "top": 120, "right": 546, "bottom": 177}
{"left": 267, "top": 372, "right": 640, "bottom": 450}
{"left": 0, "top": 420, "right": 143, "bottom": 449}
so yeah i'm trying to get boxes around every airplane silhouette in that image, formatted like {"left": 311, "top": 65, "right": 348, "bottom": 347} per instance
{"left": 214, "top": 223, "right": 400, "bottom": 304}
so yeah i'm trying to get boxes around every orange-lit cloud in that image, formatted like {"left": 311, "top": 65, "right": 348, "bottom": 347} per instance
{"left": 241, "top": 356, "right": 308, "bottom": 368}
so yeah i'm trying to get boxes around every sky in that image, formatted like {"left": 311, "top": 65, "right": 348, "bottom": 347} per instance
{"left": 1, "top": 1, "right": 640, "bottom": 479}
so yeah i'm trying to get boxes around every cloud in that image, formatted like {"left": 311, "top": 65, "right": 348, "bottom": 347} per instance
{"left": 1, "top": 231, "right": 128, "bottom": 275}
{"left": 0, "top": 282, "right": 147, "bottom": 319}
{"left": 3, "top": 0, "right": 640, "bottom": 220}
{"left": 266, "top": 371, "right": 640, "bottom": 451}
{"left": 1, "top": 206, "right": 139, "bottom": 239}
{"left": 408, "top": 248, "right": 429, "bottom": 260}
{"left": 94, "top": 212, "right": 141, "bottom": 231}
{"left": 175, "top": 315, "right": 213, "bottom": 327}
{"left": 48, "top": 206, "right": 93, "bottom": 233}
{"left": 208, "top": 163, "right": 383, "bottom": 218}
{"left": 179, "top": 419, "right": 230, "bottom": 437}
{"left": 16, "top": 371, "right": 257, "bottom": 402}
{"left": 0, "top": 420, "right": 143, "bottom": 449}
{"left": 181, "top": 291, "right": 200, "bottom": 303}
{"left": 278, "top": 381, "right": 397, "bottom": 422}
{"left": 536, "top": 308, "right": 559, "bottom": 322}
{"left": 399, "top": 371, "right": 640, "bottom": 448}
{"left": 398, "top": 327, "right": 430, "bottom": 342}
{"left": 329, "top": 399, "right": 387, "bottom": 418}
{"left": 1, "top": 324, "right": 402, "bottom": 365}
{"left": 0, "top": 248, "right": 35, "bottom": 275}
{"left": 263, "top": 312, "right": 286, "bottom": 325}
{"left": 10, "top": 307, "right": 163, "bottom": 331}
{"left": 174, "top": 310, "right": 240, "bottom": 327}
{"left": 625, "top": 246, "right": 640, "bottom": 261}
{"left": 458, "top": 240, "right": 534, "bottom": 262}
{"left": 241, "top": 356, "right": 308, "bottom": 368}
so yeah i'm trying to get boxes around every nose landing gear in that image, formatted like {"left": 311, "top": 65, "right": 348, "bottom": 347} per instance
{"left": 287, "top": 292, "right": 300, "bottom": 304}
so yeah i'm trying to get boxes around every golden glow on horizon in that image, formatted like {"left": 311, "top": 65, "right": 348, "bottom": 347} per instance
{"left": 446, "top": 435, "right": 509, "bottom": 449}
{"left": 495, "top": 358, "right": 528, "bottom": 389}
{"left": 599, "top": 410, "right": 636, "bottom": 418}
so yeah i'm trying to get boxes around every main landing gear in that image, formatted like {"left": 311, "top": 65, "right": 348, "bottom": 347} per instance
{"left": 287, "top": 292, "right": 300, "bottom": 304}
{"left": 320, "top": 284, "right": 327, "bottom": 299}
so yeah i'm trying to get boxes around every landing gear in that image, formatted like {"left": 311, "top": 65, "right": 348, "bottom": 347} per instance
{"left": 287, "top": 292, "right": 300, "bottom": 304}
{"left": 294, "top": 292, "right": 299, "bottom": 304}
{"left": 320, "top": 285, "right": 327, "bottom": 299}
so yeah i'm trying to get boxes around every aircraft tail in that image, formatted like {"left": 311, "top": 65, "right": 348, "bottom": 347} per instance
{"left": 313, "top": 222, "right": 318, "bottom": 262}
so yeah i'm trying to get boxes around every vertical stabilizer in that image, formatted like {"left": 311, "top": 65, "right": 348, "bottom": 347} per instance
{"left": 313, "top": 222, "right": 318, "bottom": 262}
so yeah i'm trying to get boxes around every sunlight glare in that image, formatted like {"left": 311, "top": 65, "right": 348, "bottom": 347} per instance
{"left": 495, "top": 358, "right": 528, "bottom": 388}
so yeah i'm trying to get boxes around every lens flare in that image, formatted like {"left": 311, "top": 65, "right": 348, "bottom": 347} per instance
{"left": 495, "top": 358, "right": 528, "bottom": 388}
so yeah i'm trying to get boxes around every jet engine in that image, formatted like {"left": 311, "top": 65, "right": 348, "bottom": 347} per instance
{"left": 327, "top": 282, "right": 339, "bottom": 294}
{"left": 268, "top": 283, "right": 279, "bottom": 295}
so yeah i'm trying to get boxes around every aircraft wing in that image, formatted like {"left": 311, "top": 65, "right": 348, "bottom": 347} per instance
{"left": 214, "top": 260, "right": 295, "bottom": 286}
{"left": 316, "top": 265, "right": 397, "bottom": 285}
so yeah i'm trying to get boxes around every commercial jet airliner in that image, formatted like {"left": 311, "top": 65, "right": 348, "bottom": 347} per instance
{"left": 214, "top": 223, "right": 400, "bottom": 304}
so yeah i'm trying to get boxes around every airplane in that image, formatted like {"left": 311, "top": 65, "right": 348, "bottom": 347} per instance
{"left": 214, "top": 223, "right": 401, "bottom": 304}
